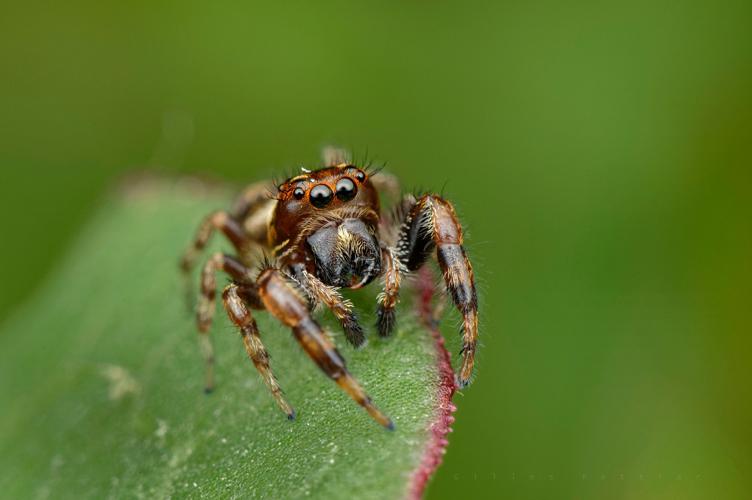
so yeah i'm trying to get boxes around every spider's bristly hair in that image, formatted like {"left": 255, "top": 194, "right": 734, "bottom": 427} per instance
{"left": 356, "top": 147, "right": 387, "bottom": 177}
{"left": 439, "top": 179, "right": 450, "bottom": 199}
{"left": 348, "top": 147, "right": 381, "bottom": 175}
{"left": 283, "top": 168, "right": 295, "bottom": 183}
{"left": 364, "top": 161, "right": 386, "bottom": 177}
{"left": 411, "top": 185, "right": 429, "bottom": 198}
{"left": 257, "top": 253, "right": 277, "bottom": 273}
{"left": 266, "top": 186, "right": 281, "bottom": 201}
{"left": 322, "top": 145, "right": 351, "bottom": 167}
{"left": 347, "top": 146, "right": 368, "bottom": 170}
{"left": 275, "top": 166, "right": 298, "bottom": 186}
{"left": 271, "top": 174, "right": 284, "bottom": 190}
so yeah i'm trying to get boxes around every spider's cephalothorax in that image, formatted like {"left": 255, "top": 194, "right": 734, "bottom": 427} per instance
{"left": 181, "top": 150, "right": 479, "bottom": 429}
{"left": 272, "top": 165, "right": 384, "bottom": 290}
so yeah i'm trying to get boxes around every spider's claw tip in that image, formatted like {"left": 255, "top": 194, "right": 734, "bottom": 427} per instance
{"left": 287, "top": 409, "right": 297, "bottom": 421}
{"left": 349, "top": 335, "right": 367, "bottom": 348}
{"left": 204, "top": 386, "right": 214, "bottom": 394}
{"left": 454, "top": 374, "right": 471, "bottom": 389}
{"left": 376, "top": 307, "right": 396, "bottom": 338}
{"left": 385, "top": 419, "right": 395, "bottom": 431}
{"left": 344, "top": 317, "right": 366, "bottom": 347}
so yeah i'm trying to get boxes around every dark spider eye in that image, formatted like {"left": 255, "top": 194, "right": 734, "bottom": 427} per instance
{"left": 309, "top": 184, "right": 333, "bottom": 208}
{"left": 335, "top": 177, "right": 357, "bottom": 201}
{"left": 293, "top": 187, "right": 305, "bottom": 199}
{"left": 354, "top": 170, "right": 366, "bottom": 182}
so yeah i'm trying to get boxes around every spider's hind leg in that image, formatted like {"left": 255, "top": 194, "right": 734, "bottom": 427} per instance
{"left": 180, "top": 211, "right": 248, "bottom": 276}
{"left": 195, "top": 253, "right": 259, "bottom": 392}
{"left": 223, "top": 283, "right": 294, "bottom": 418}
{"left": 180, "top": 182, "right": 273, "bottom": 309}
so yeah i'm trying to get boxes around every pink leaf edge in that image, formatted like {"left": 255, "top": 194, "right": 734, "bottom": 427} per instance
{"left": 406, "top": 270, "right": 459, "bottom": 499}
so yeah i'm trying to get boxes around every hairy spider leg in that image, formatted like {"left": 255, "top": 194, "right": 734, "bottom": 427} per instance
{"left": 290, "top": 265, "right": 366, "bottom": 347}
{"left": 181, "top": 180, "right": 273, "bottom": 293}
{"left": 195, "top": 253, "right": 258, "bottom": 392}
{"left": 181, "top": 184, "right": 273, "bottom": 391}
{"left": 257, "top": 268, "right": 394, "bottom": 429}
{"left": 223, "top": 283, "right": 295, "bottom": 419}
{"left": 375, "top": 247, "right": 402, "bottom": 337}
{"left": 395, "top": 194, "right": 479, "bottom": 388}
{"left": 180, "top": 211, "right": 248, "bottom": 273}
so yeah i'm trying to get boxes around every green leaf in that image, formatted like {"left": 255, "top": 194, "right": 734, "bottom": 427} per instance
{"left": 0, "top": 177, "right": 456, "bottom": 499}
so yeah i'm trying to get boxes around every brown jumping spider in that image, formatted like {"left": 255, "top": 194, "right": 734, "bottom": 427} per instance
{"left": 181, "top": 149, "right": 478, "bottom": 429}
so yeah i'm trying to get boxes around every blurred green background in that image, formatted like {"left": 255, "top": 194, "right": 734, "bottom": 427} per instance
{"left": 1, "top": 1, "right": 750, "bottom": 499}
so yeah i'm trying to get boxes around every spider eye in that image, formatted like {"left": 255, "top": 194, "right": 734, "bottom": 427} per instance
{"left": 293, "top": 187, "right": 305, "bottom": 199}
{"left": 309, "top": 184, "right": 333, "bottom": 208}
{"left": 335, "top": 177, "right": 357, "bottom": 201}
{"left": 354, "top": 170, "right": 366, "bottom": 182}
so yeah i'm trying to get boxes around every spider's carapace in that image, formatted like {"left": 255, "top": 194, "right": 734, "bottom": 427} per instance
{"left": 181, "top": 150, "right": 478, "bottom": 429}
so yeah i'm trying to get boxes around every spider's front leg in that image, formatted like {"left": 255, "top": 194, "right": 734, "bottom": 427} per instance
{"left": 375, "top": 247, "right": 402, "bottom": 337}
{"left": 396, "top": 194, "right": 479, "bottom": 388}
{"left": 257, "top": 267, "right": 394, "bottom": 429}
{"left": 289, "top": 264, "right": 365, "bottom": 347}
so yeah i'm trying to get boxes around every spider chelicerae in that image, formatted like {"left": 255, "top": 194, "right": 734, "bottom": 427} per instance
{"left": 181, "top": 149, "right": 478, "bottom": 429}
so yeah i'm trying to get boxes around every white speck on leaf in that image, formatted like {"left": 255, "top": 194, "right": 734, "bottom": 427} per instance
{"left": 155, "top": 419, "right": 168, "bottom": 440}
{"left": 100, "top": 364, "right": 140, "bottom": 400}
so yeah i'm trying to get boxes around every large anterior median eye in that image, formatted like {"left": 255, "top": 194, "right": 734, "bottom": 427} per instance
{"left": 309, "top": 184, "right": 333, "bottom": 208}
{"left": 335, "top": 177, "right": 357, "bottom": 201}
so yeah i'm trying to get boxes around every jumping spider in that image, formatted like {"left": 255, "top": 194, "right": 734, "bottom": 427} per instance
{"left": 181, "top": 149, "right": 478, "bottom": 429}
